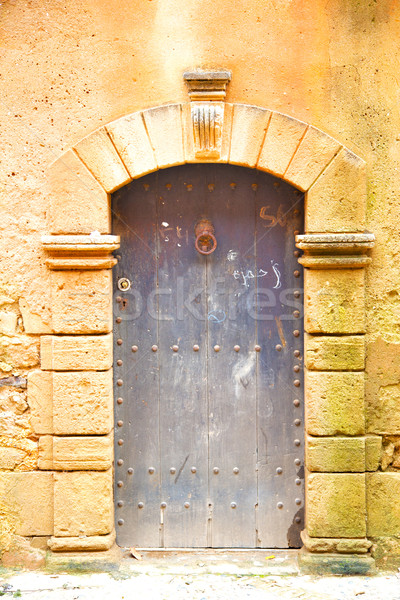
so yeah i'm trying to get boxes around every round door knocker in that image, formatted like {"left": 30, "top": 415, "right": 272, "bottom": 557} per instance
{"left": 118, "top": 277, "right": 131, "bottom": 291}
{"left": 194, "top": 218, "right": 217, "bottom": 255}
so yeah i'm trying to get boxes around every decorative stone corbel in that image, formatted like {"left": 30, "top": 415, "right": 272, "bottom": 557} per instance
{"left": 42, "top": 234, "right": 120, "bottom": 270}
{"left": 295, "top": 233, "right": 375, "bottom": 269}
{"left": 183, "top": 69, "right": 231, "bottom": 159}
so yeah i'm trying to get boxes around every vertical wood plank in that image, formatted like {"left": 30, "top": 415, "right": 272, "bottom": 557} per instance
{"left": 157, "top": 166, "right": 208, "bottom": 547}
{"left": 113, "top": 181, "right": 161, "bottom": 547}
{"left": 255, "top": 180, "right": 304, "bottom": 547}
{"left": 207, "top": 166, "right": 258, "bottom": 547}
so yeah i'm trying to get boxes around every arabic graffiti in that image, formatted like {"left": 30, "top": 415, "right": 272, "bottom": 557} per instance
{"left": 233, "top": 260, "right": 281, "bottom": 289}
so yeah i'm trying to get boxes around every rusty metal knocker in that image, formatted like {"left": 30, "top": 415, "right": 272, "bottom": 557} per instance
{"left": 194, "top": 218, "right": 217, "bottom": 255}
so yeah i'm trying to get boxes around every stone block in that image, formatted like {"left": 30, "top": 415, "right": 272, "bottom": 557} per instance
{"left": 27, "top": 370, "right": 53, "bottom": 434}
{"left": 229, "top": 104, "right": 271, "bottom": 167}
{"left": 19, "top": 298, "right": 52, "bottom": 334}
{"left": 107, "top": 111, "right": 157, "bottom": 178}
{"left": 304, "top": 269, "right": 365, "bottom": 334}
{"left": 306, "top": 148, "right": 366, "bottom": 232}
{"left": 48, "top": 530, "right": 115, "bottom": 551}
{"left": 305, "top": 435, "right": 366, "bottom": 472}
{"left": 369, "top": 384, "right": 400, "bottom": 435}
{"left": 50, "top": 270, "right": 112, "bottom": 334}
{"left": 284, "top": 126, "right": 342, "bottom": 191}
{"left": 0, "top": 334, "right": 40, "bottom": 372}
{"left": 305, "top": 370, "right": 365, "bottom": 435}
{"left": 306, "top": 472, "right": 366, "bottom": 538}
{"left": 305, "top": 333, "right": 365, "bottom": 371}
{"left": 74, "top": 127, "right": 131, "bottom": 193}
{"left": 54, "top": 470, "right": 113, "bottom": 537}
{"left": 367, "top": 473, "right": 400, "bottom": 536}
{"left": 257, "top": 111, "right": 307, "bottom": 177}
{"left": 53, "top": 370, "right": 113, "bottom": 435}
{"left": 39, "top": 434, "right": 112, "bottom": 470}
{"left": 40, "top": 333, "right": 113, "bottom": 371}
{"left": 0, "top": 472, "right": 53, "bottom": 536}
{"left": 38, "top": 435, "right": 53, "bottom": 469}
{"left": 143, "top": 104, "right": 184, "bottom": 169}
{"left": 301, "top": 529, "right": 372, "bottom": 553}
{"left": 365, "top": 436, "right": 382, "bottom": 471}
{"left": 47, "top": 149, "right": 110, "bottom": 234}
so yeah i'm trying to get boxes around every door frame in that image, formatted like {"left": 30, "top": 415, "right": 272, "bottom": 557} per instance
{"left": 36, "top": 96, "right": 374, "bottom": 554}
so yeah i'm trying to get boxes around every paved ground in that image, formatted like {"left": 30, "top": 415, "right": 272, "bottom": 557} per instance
{"left": 1, "top": 551, "right": 400, "bottom": 600}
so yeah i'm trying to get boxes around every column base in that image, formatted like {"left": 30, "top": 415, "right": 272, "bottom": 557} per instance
{"left": 48, "top": 530, "right": 115, "bottom": 552}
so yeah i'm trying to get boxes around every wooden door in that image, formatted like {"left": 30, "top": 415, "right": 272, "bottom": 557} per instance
{"left": 113, "top": 164, "right": 304, "bottom": 548}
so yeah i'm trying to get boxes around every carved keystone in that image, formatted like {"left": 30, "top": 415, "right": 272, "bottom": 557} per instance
{"left": 183, "top": 70, "right": 231, "bottom": 159}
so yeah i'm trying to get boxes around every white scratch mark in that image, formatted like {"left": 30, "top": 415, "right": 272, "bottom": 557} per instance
{"left": 232, "top": 353, "right": 256, "bottom": 399}
{"left": 227, "top": 249, "right": 239, "bottom": 261}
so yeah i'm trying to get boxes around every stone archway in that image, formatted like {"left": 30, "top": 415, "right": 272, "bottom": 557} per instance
{"left": 29, "top": 72, "right": 375, "bottom": 558}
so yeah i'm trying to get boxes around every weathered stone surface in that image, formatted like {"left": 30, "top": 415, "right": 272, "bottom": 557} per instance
{"left": 40, "top": 333, "right": 113, "bottom": 371}
{"left": 143, "top": 104, "right": 184, "bottom": 169}
{"left": 0, "top": 312, "right": 18, "bottom": 336}
{"left": 301, "top": 529, "right": 372, "bottom": 553}
{"left": 305, "top": 435, "right": 365, "bottom": 472}
{"left": 305, "top": 334, "right": 365, "bottom": 371}
{"left": 0, "top": 387, "right": 27, "bottom": 414}
{"left": 47, "top": 149, "right": 110, "bottom": 235}
{"left": 53, "top": 370, "right": 113, "bottom": 435}
{"left": 0, "top": 472, "right": 54, "bottom": 536}
{"left": 304, "top": 269, "right": 365, "bottom": 334}
{"left": 370, "top": 536, "right": 400, "bottom": 567}
{"left": 0, "top": 447, "right": 26, "bottom": 470}
{"left": 229, "top": 104, "right": 271, "bottom": 167}
{"left": 1, "top": 535, "right": 46, "bottom": 569}
{"left": 306, "top": 472, "right": 366, "bottom": 537}
{"left": 298, "top": 549, "right": 375, "bottom": 576}
{"left": 107, "top": 111, "right": 157, "bottom": 178}
{"left": 48, "top": 530, "right": 115, "bottom": 552}
{"left": 38, "top": 435, "right": 53, "bottom": 470}
{"left": 0, "top": 428, "right": 38, "bottom": 471}
{"left": 39, "top": 434, "right": 113, "bottom": 470}
{"left": 367, "top": 473, "right": 400, "bottom": 536}
{"left": 27, "top": 370, "right": 53, "bottom": 434}
{"left": 284, "top": 126, "right": 342, "bottom": 191}
{"left": 365, "top": 435, "right": 382, "bottom": 471}
{"left": 74, "top": 127, "right": 131, "bottom": 193}
{"left": 371, "top": 385, "right": 400, "bottom": 435}
{"left": 19, "top": 298, "right": 52, "bottom": 334}
{"left": 29, "top": 369, "right": 113, "bottom": 435}
{"left": 305, "top": 370, "right": 365, "bottom": 435}
{"left": 257, "top": 111, "right": 307, "bottom": 177}
{"left": 50, "top": 270, "right": 112, "bottom": 334}
{"left": 306, "top": 148, "right": 366, "bottom": 233}
{"left": 366, "top": 337, "right": 400, "bottom": 435}
{"left": 0, "top": 334, "right": 40, "bottom": 374}
{"left": 54, "top": 470, "right": 113, "bottom": 537}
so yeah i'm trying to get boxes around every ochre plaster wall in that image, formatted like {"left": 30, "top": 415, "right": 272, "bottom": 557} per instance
{"left": 1, "top": 0, "right": 400, "bottom": 567}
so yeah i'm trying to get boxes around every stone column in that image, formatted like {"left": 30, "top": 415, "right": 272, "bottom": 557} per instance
{"left": 28, "top": 234, "right": 119, "bottom": 551}
{"left": 296, "top": 233, "right": 378, "bottom": 570}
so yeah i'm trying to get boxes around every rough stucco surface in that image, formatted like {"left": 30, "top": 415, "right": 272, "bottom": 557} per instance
{"left": 1, "top": 0, "right": 400, "bottom": 556}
